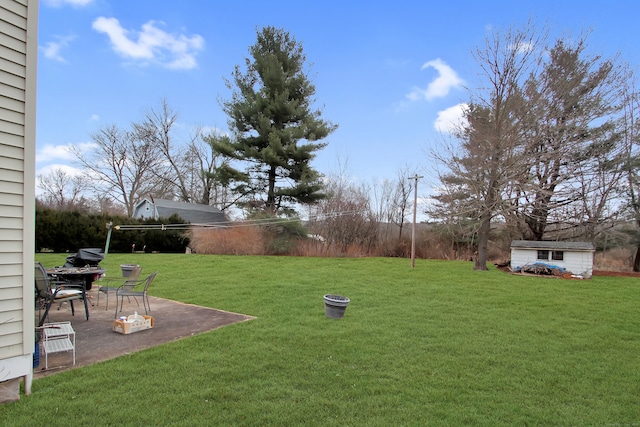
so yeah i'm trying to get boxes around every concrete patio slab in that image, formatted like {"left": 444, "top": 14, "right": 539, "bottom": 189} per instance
{"left": 34, "top": 290, "right": 255, "bottom": 378}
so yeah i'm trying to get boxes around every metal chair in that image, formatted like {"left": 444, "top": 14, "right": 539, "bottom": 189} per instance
{"left": 97, "top": 265, "right": 142, "bottom": 310}
{"left": 34, "top": 262, "right": 88, "bottom": 326}
{"left": 114, "top": 272, "right": 157, "bottom": 318}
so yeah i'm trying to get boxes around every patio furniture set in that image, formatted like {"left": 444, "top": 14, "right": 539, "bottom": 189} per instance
{"left": 34, "top": 249, "right": 157, "bottom": 370}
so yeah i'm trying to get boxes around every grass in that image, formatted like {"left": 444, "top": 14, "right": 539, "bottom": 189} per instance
{"left": 3, "top": 253, "right": 639, "bottom": 425}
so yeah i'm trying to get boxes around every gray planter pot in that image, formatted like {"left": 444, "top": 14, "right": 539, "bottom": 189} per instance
{"left": 120, "top": 264, "right": 140, "bottom": 277}
{"left": 324, "top": 294, "right": 350, "bottom": 319}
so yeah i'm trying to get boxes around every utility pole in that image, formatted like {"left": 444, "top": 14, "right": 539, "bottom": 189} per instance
{"left": 410, "top": 174, "right": 423, "bottom": 268}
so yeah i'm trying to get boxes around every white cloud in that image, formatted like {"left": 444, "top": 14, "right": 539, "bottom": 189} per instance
{"left": 40, "top": 35, "right": 75, "bottom": 62}
{"left": 407, "top": 58, "right": 464, "bottom": 101}
{"left": 43, "top": 0, "right": 93, "bottom": 7}
{"left": 36, "top": 163, "right": 83, "bottom": 179}
{"left": 434, "top": 103, "right": 468, "bottom": 134}
{"left": 511, "top": 41, "right": 534, "bottom": 54}
{"left": 36, "top": 142, "right": 95, "bottom": 164}
{"left": 92, "top": 17, "right": 205, "bottom": 70}
{"left": 90, "top": 114, "right": 100, "bottom": 122}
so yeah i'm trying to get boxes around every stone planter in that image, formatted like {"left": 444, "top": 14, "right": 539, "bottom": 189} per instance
{"left": 323, "top": 294, "right": 350, "bottom": 319}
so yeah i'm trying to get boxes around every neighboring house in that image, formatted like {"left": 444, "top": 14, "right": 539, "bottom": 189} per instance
{"left": 0, "top": 0, "right": 38, "bottom": 400}
{"left": 510, "top": 240, "right": 596, "bottom": 278}
{"left": 133, "top": 198, "right": 228, "bottom": 225}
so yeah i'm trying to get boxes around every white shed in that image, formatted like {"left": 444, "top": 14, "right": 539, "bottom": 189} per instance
{"left": 510, "top": 240, "right": 596, "bottom": 278}
{"left": 0, "top": 0, "right": 38, "bottom": 401}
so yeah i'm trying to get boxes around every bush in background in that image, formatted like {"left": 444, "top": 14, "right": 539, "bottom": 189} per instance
{"left": 36, "top": 208, "right": 189, "bottom": 253}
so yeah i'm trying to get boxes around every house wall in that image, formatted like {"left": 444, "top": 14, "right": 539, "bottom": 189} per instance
{"left": 0, "top": 0, "right": 37, "bottom": 397}
{"left": 511, "top": 248, "right": 594, "bottom": 278}
{"left": 132, "top": 199, "right": 157, "bottom": 220}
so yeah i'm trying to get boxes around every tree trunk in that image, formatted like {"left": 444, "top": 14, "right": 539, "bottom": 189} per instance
{"left": 266, "top": 165, "right": 277, "bottom": 213}
{"left": 633, "top": 245, "right": 640, "bottom": 272}
{"left": 474, "top": 213, "right": 490, "bottom": 271}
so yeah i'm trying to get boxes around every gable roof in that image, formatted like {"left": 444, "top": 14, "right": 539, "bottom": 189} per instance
{"left": 510, "top": 240, "right": 595, "bottom": 251}
{"left": 134, "top": 198, "right": 228, "bottom": 225}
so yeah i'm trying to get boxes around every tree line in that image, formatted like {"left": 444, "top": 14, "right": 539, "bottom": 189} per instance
{"left": 429, "top": 23, "right": 640, "bottom": 270}
{"left": 37, "top": 23, "right": 640, "bottom": 269}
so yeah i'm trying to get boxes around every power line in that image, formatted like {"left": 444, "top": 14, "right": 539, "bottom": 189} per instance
{"left": 110, "top": 208, "right": 371, "bottom": 232}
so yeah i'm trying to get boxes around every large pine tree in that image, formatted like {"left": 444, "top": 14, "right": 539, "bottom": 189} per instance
{"left": 217, "top": 26, "right": 336, "bottom": 214}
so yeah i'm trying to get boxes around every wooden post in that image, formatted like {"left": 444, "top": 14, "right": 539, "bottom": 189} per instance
{"left": 410, "top": 174, "right": 423, "bottom": 268}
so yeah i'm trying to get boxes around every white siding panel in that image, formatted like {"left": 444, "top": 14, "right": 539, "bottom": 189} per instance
{"left": 0, "top": 274, "right": 21, "bottom": 289}
{"left": 0, "top": 6, "right": 26, "bottom": 29}
{"left": 0, "top": 167, "right": 22, "bottom": 182}
{"left": 0, "top": 296, "right": 22, "bottom": 312}
{"left": 0, "top": 18, "right": 25, "bottom": 43}
{"left": 0, "top": 155, "right": 21, "bottom": 171}
{"left": 0, "top": 68, "right": 24, "bottom": 90}
{"left": 0, "top": 204, "right": 21, "bottom": 217}
{"left": 0, "top": 251, "right": 21, "bottom": 264}
{"left": 0, "top": 229, "right": 23, "bottom": 241}
{"left": 0, "top": 219, "right": 23, "bottom": 230}
{"left": 0, "top": 337, "right": 22, "bottom": 359}
{"left": 0, "top": 43, "right": 23, "bottom": 68}
{"left": 0, "top": 180, "right": 23, "bottom": 194}
{"left": 0, "top": 57, "right": 22, "bottom": 82}
{"left": 0, "top": 221, "right": 24, "bottom": 231}
{"left": 0, "top": 94, "right": 23, "bottom": 113}
{"left": 0, "top": 192, "right": 23, "bottom": 206}
{"left": 0, "top": 133, "right": 26, "bottom": 150}
{"left": 0, "top": 261, "right": 21, "bottom": 276}
{"left": 0, "top": 30, "right": 24, "bottom": 53}
{"left": 0, "top": 308, "right": 22, "bottom": 324}
{"left": 0, "top": 240, "right": 21, "bottom": 254}
{"left": 0, "top": 135, "right": 24, "bottom": 151}
{"left": 0, "top": 0, "right": 37, "bottom": 393}
{"left": 0, "top": 106, "right": 23, "bottom": 126}
{"left": 0, "top": 116, "right": 23, "bottom": 135}
{"left": 0, "top": 315, "right": 21, "bottom": 334}
{"left": 0, "top": 1, "right": 27, "bottom": 18}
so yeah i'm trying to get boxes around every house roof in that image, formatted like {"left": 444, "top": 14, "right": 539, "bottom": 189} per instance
{"left": 136, "top": 198, "right": 228, "bottom": 225}
{"left": 510, "top": 240, "right": 595, "bottom": 251}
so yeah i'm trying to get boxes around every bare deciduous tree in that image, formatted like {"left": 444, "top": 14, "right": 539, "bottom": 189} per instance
{"left": 72, "top": 124, "right": 161, "bottom": 217}
{"left": 37, "top": 167, "right": 89, "bottom": 211}
{"left": 133, "top": 99, "right": 195, "bottom": 203}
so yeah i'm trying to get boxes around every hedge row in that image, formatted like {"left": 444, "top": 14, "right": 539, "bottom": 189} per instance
{"left": 35, "top": 208, "right": 190, "bottom": 254}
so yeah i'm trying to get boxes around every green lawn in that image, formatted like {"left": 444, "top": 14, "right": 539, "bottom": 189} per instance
{"left": 3, "top": 254, "right": 639, "bottom": 426}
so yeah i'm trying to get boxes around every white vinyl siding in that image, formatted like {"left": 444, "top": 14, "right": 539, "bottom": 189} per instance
{"left": 511, "top": 247, "right": 594, "bottom": 278}
{"left": 0, "top": 0, "right": 36, "bottom": 397}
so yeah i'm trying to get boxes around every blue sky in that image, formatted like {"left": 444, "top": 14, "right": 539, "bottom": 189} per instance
{"left": 36, "top": 0, "right": 640, "bottom": 201}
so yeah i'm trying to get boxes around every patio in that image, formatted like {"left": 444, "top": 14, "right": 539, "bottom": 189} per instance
{"left": 34, "top": 288, "right": 255, "bottom": 378}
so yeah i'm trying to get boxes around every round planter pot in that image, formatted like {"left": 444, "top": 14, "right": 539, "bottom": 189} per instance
{"left": 324, "top": 294, "right": 350, "bottom": 319}
{"left": 120, "top": 264, "right": 140, "bottom": 277}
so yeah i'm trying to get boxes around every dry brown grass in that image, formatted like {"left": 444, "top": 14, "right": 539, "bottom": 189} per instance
{"left": 190, "top": 221, "right": 637, "bottom": 273}
{"left": 594, "top": 247, "right": 634, "bottom": 271}
{"left": 190, "top": 225, "right": 265, "bottom": 255}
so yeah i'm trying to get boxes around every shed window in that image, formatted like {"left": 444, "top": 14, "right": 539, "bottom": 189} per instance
{"left": 537, "top": 250, "right": 549, "bottom": 260}
{"left": 551, "top": 251, "right": 564, "bottom": 261}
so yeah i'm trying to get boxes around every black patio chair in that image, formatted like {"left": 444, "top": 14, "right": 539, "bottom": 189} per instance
{"left": 35, "top": 262, "right": 88, "bottom": 326}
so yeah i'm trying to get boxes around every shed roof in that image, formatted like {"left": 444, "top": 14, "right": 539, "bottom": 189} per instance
{"left": 135, "top": 198, "right": 228, "bottom": 225}
{"left": 510, "top": 240, "right": 595, "bottom": 251}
